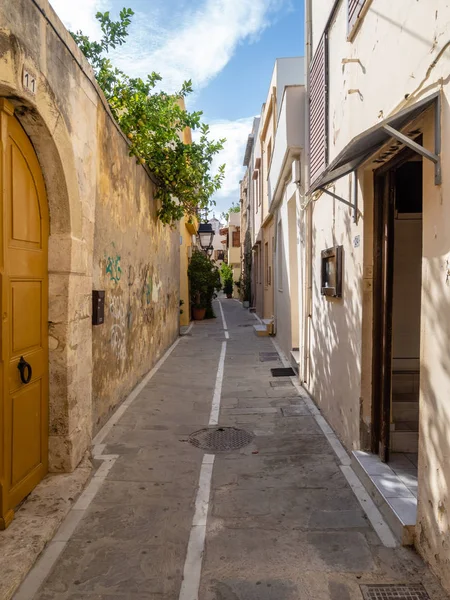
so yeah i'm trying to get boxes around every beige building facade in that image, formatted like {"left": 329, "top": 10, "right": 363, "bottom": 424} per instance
{"left": 0, "top": 0, "right": 180, "bottom": 527}
{"left": 305, "top": 0, "right": 450, "bottom": 590}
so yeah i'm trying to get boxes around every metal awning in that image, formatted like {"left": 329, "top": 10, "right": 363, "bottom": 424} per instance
{"left": 307, "top": 91, "right": 441, "bottom": 197}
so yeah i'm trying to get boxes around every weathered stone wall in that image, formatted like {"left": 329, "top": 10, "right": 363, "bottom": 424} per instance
{"left": 0, "top": 0, "right": 180, "bottom": 468}
{"left": 92, "top": 109, "right": 179, "bottom": 432}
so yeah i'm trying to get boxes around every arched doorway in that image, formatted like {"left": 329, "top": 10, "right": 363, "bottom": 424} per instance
{"left": 0, "top": 99, "right": 49, "bottom": 529}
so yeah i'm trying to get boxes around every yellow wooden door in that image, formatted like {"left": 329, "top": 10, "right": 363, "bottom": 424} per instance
{"left": 0, "top": 100, "right": 48, "bottom": 530}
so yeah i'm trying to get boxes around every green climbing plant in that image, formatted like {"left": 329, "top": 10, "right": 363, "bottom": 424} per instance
{"left": 71, "top": 9, "right": 225, "bottom": 225}
{"left": 220, "top": 201, "right": 240, "bottom": 223}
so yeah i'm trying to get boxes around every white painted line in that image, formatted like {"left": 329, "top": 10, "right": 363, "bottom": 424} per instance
{"left": 14, "top": 541, "right": 67, "bottom": 600}
{"left": 93, "top": 334, "right": 184, "bottom": 445}
{"left": 184, "top": 321, "right": 195, "bottom": 335}
{"left": 178, "top": 454, "right": 215, "bottom": 600}
{"left": 271, "top": 338, "right": 290, "bottom": 367}
{"left": 341, "top": 465, "right": 398, "bottom": 548}
{"left": 270, "top": 339, "right": 351, "bottom": 466}
{"left": 16, "top": 325, "right": 194, "bottom": 599}
{"left": 217, "top": 299, "right": 228, "bottom": 335}
{"left": 14, "top": 451, "right": 120, "bottom": 600}
{"left": 268, "top": 335, "right": 394, "bottom": 547}
{"left": 249, "top": 310, "right": 263, "bottom": 325}
{"left": 209, "top": 341, "right": 227, "bottom": 426}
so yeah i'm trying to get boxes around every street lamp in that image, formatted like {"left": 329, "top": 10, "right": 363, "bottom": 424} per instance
{"left": 197, "top": 223, "right": 215, "bottom": 257}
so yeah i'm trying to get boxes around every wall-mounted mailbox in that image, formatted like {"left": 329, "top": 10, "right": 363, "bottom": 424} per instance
{"left": 92, "top": 290, "right": 105, "bottom": 325}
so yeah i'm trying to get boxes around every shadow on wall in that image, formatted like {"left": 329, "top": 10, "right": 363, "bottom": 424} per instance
{"left": 416, "top": 257, "right": 450, "bottom": 583}
{"left": 309, "top": 201, "right": 363, "bottom": 451}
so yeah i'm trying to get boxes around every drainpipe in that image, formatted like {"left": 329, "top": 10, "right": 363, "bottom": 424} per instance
{"left": 302, "top": 0, "right": 313, "bottom": 385}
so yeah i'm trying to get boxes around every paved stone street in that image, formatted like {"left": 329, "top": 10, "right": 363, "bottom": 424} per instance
{"left": 22, "top": 300, "right": 448, "bottom": 600}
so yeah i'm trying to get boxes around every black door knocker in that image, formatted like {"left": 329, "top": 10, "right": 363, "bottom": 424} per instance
{"left": 18, "top": 356, "right": 32, "bottom": 384}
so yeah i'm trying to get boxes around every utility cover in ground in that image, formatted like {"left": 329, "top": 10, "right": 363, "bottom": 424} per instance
{"left": 188, "top": 427, "right": 253, "bottom": 452}
{"left": 360, "top": 584, "right": 430, "bottom": 599}
{"left": 271, "top": 367, "right": 296, "bottom": 377}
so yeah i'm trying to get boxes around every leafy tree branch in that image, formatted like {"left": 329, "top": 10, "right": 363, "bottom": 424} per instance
{"left": 71, "top": 9, "right": 225, "bottom": 225}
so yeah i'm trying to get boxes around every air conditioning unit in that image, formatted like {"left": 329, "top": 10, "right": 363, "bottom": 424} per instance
{"left": 292, "top": 159, "right": 301, "bottom": 184}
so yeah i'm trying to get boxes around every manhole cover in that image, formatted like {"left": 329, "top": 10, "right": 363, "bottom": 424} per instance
{"left": 360, "top": 584, "right": 430, "bottom": 600}
{"left": 188, "top": 427, "right": 253, "bottom": 452}
{"left": 271, "top": 367, "right": 296, "bottom": 377}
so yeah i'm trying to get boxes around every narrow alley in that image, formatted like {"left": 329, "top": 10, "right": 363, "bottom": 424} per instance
{"left": 16, "top": 300, "right": 447, "bottom": 600}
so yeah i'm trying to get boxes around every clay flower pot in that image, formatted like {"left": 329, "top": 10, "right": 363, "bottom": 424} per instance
{"left": 192, "top": 307, "right": 206, "bottom": 320}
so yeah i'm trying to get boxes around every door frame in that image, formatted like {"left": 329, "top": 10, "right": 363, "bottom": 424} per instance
{"left": 371, "top": 146, "right": 421, "bottom": 461}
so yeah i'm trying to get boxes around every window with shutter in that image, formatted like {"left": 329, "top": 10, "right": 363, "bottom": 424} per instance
{"left": 348, "top": 0, "right": 366, "bottom": 35}
{"left": 309, "top": 33, "right": 328, "bottom": 185}
{"left": 232, "top": 231, "right": 240, "bottom": 247}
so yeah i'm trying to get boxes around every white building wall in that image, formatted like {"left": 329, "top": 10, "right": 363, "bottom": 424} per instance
{"left": 308, "top": 0, "right": 450, "bottom": 589}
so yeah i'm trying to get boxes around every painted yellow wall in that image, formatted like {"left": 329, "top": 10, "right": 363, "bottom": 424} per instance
{"left": 0, "top": 0, "right": 181, "bottom": 470}
{"left": 180, "top": 216, "right": 197, "bottom": 326}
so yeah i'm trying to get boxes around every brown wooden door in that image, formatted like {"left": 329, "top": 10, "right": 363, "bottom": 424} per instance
{"left": 0, "top": 100, "right": 48, "bottom": 529}
{"left": 372, "top": 171, "right": 394, "bottom": 463}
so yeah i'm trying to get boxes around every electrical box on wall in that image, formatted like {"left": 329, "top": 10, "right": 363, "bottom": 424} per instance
{"left": 92, "top": 290, "right": 105, "bottom": 325}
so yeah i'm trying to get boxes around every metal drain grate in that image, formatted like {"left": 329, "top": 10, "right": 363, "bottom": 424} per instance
{"left": 188, "top": 427, "right": 253, "bottom": 452}
{"left": 271, "top": 367, "right": 296, "bottom": 377}
{"left": 360, "top": 584, "right": 430, "bottom": 600}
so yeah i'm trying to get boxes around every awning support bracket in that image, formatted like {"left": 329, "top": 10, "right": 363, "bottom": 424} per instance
{"left": 319, "top": 171, "right": 358, "bottom": 223}
{"left": 382, "top": 122, "right": 441, "bottom": 185}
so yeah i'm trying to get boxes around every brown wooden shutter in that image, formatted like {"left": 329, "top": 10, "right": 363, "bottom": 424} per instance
{"left": 348, "top": 0, "right": 366, "bottom": 32}
{"left": 309, "top": 33, "right": 328, "bottom": 185}
{"left": 232, "top": 230, "right": 240, "bottom": 247}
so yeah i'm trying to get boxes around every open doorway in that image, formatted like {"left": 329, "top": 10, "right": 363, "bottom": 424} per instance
{"left": 372, "top": 150, "right": 422, "bottom": 479}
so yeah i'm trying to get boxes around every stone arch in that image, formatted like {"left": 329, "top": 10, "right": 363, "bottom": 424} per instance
{"left": 0, "top": 85, "right": 92, "bottom": 472}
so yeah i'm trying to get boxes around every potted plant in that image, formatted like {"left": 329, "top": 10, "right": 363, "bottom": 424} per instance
{"left": 188, "top": 250, "right": 221, "bottom": 320}
{"left": 223, "top": 279, "right": 233, "bottom": 299}
{"left": 220, "top": 263, "right": 234, "bottom": 299}
{"left": 242, "top": 271, "right": 251, "bottom": 308}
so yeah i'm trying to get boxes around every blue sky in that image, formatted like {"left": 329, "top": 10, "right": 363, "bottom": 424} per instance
{"left": 51, "top": 0, "right": 305, "bottom": 215}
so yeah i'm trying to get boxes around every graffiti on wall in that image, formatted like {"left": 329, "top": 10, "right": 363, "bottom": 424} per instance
{"left": 106, "top": 254, "right": 122, "bottom": 284}
{"left": 109, "top": 293, "right": 127, "bottom": 366}
{"left": 110, "top": 323, "right": 127, "bottom": 363}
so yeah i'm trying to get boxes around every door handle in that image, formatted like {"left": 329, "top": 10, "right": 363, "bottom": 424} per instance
{"left": 18, "top": 356, "right": 32, "bottom": 384}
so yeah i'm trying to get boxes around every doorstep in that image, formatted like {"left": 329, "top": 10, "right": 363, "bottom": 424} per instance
{"left": 352, "top": 450, "right": 417, "bottom": 546}
{"left": 290, "top": 349, "right": 300, "bottom": 372}
{"left": 0, "top": 455, "right": 92, "bottom": 600}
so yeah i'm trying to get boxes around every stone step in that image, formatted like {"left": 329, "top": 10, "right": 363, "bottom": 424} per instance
{"left": 261, "top": 318, "right": 274, "bottom": 335}
{"left": 393, "top": 402, "right": 419, "bottom": 423}
{"left": 352, "top": 451, "right": 416, "bottom": 546}
{"left": 253, "top": 324, "right": 269, "bottom": 337}
{"left": 391, "top": 430, "right": 419, "bottom": 453}
{"left": 290, "top": 350, "right": 300, "bottom": 366}
{"left": 392, "top": 393, "right": 419, "bottom": 403}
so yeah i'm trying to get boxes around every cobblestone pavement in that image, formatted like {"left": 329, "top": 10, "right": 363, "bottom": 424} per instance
{"left": 19, "top": 300, "right": 448, "bottom": 600}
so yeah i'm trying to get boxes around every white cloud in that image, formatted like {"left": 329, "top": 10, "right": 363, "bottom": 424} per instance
{"left": 197, "top": 116, "right": 256, "bottom": 213}
{"left": 49, "top": 0, "right": 110, "bottom": 39}
{"left": 113, "top": 0, "right": 287, "bottom": 92}
{"left": 50, "top": 0, "right": 289, "bottom": 92}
